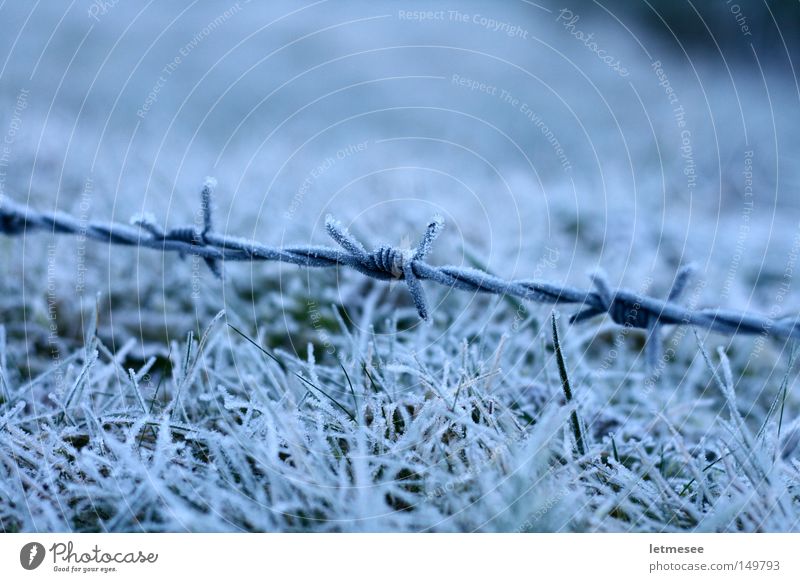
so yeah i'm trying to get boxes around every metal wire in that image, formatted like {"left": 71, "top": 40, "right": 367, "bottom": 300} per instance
{"left": 2, "top": 178, "right": 797, "bottom": 367}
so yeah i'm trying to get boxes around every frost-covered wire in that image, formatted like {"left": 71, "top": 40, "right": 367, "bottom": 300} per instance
{"left": 1, "top": 180, "right": 798, "bottom": 366}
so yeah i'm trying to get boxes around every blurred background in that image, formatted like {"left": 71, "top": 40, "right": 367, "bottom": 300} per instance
{"left": 1, "top": 0, "right": 799, "bottom": 363}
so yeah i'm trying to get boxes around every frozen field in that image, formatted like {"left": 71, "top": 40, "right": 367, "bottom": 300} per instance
{"left": 1, "top": 1, "right": 800, "bottom": 532}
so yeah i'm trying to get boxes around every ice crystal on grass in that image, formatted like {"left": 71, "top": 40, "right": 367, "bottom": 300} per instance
{"left": 1, "top": 302, "right": 798, "bottom": 532}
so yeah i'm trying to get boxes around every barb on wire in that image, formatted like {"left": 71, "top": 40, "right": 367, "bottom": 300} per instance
{"left": 1, "top": 180, "right": 798, "bottom": 368}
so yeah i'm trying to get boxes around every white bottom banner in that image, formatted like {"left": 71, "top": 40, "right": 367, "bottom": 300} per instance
{"left": 0, "top": 534, "right": 800, "bottom": 582}
{"left": 1, "top": 533, "right": 797, "bottom": 580}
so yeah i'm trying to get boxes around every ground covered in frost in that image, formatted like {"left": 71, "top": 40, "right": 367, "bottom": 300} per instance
{"left": 1, "top": 1, "right": 799, "bottom": 532}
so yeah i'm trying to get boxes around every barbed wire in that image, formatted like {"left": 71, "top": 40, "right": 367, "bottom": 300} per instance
{"left": 1, "top": 178, "right": 798, "bottom": 367}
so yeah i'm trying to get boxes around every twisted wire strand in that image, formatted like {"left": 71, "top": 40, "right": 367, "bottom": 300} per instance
{"left": 1, "top": 179, "right": 798, "bottom": 368}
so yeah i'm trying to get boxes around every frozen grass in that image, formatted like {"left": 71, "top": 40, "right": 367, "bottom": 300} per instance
{"left": 2, "top": 1, "right": 799, "bottom": 533}
{"left": 1, "top": 275, "right": 798, "bottom": 532}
